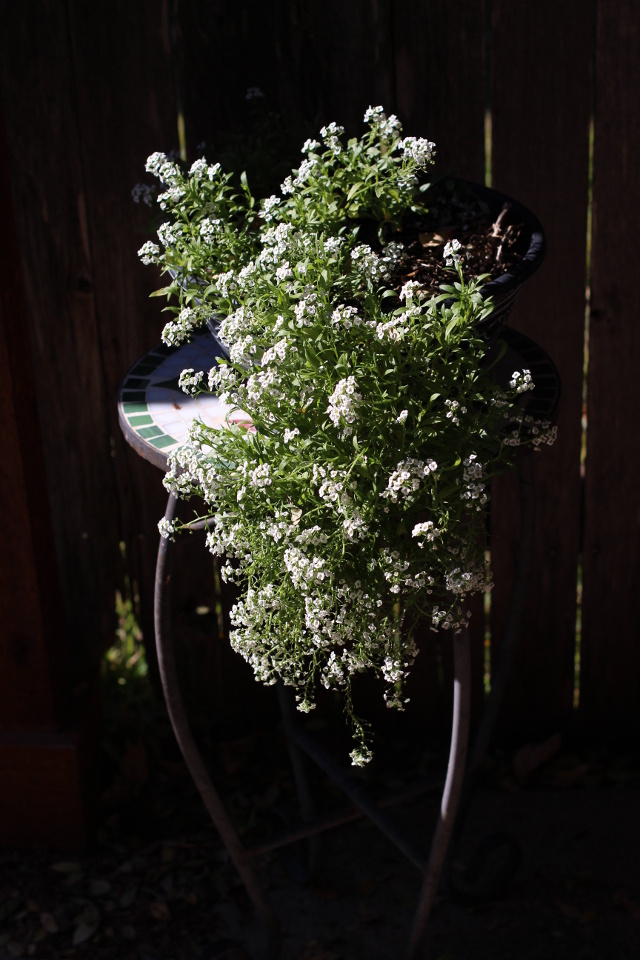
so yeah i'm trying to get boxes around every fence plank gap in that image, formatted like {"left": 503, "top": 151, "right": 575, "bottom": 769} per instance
{"left": 489, "top": 0, "right": 591, "bottom": 744}
{"left": 581, "top": 1, "right": 640, "bottom": 736}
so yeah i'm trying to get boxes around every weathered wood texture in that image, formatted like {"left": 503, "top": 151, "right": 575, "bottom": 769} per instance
{"left": 2, "top": 0, "right": 637, "bottom": 770}
{"left": 177, "top": 0, "right": 392, "bottom": 153}
{"left": 63, "top": 0, "right": 191, "bottom": 664}
{"left": 0, "top": 98, "right": 68, "bottom": 729}
{"left": 580, "top": 2, "right": 640, "bottom": 734}
{"left": 489, "top": 0, "right": 591, "bottom": 742}
{"left": 0, "top": 2, "right": 121, "bottom": 666}
{"left": 393, "top": 0, "right": 486, "bottom": 179}
{"left": 0, "top": 91, "right": 97, "bottom": 847}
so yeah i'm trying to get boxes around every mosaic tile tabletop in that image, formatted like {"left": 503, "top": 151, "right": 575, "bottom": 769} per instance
{"left": 118, "top": 332, "right": 250, "bottom": 470}
{"left": 119, "top": 328, "right": 559, "bottom": 472}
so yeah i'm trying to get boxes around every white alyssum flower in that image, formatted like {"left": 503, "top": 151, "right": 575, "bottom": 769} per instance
{"left": 445, "top": 566, "right": 485, "bottom": 595}
{"left": 375, "top": 314, "right": 410, "bottom": 342}
{"left": 331, "top": 304, "right": 362, "bottom": 329}
{"left": 189, "top": 158, "right": 208, "bottom": 178}
{"left": 262, "top": 195, "right": 281, "bottom": 221}
{"left": 162, "top": 306, "right": 201, "bottom": 346}
{"left": 145, "top": 152, "right": 182, "bottom": 184}
{"left": 400, "top": 280, "right": 424, "bottom": 302}
{"left": 509, "top": 369, "right": 534, "bottom": 393}
{"left": 157, "top": 185, "right": 187, "bottom": 210}
{"left": 284, "top": 547, "right": 330, "bottom": 590}
{"left": 248, "top": 463, "right": 272, "bottom": 489}
{"left": 138, "top": 241, "right": 161, "bottom": 265}
{"left": 401, "top": 137, "right": 436, "bottom": 166}
{"left": 379, "top": 114, "right": 403, "bottom": 138}
{"left": 179, "top": 368, "right": 204, "bottom": 396}
{"left": 199, "top": 218, "right": 221, "bottom": 242}
{"left": 261, "top": 339, "right": 290, "bottom": 366}
{"left": 380, "top": 241, "right": 404, "bottom": 273}
{"left": 351, "top": 244, "right": 388, "bottom": 282}
{"left": 412, "top": 521, "right": 441, "bottom": 545}
{"left": 320, "top": 121, "right": 344, "bottom": 139}
{"left": 140, "top": 108, "right": 559, "bottom": 769}
{"left": 275, "top": 261, "right": 292, "bottom": 283}
{"left": 157, "top": 221, "right": 183, "bottom": 247}
{"left": 364, "top": 105, "right": 385, "bottom": 123}
{"left": 294, "top": 295, "right": 319, "bottom": 327}
{"left": 445, "top": 398, "right": 467, "bottom": 425}
{"left": 444, "top": 238, "right": 463, "bottom": 267}
{"left": 327, "top": 376, "right": 362, "bottom": 429}
{"left": 382, "top": 458, "right": 438, "bottom": 501}
{"left": 158, "top": 516, "right": 175, "bottom": 540}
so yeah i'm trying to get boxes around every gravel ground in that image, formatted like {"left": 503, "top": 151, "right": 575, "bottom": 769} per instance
{"left": 2, "top": 770, "right": 639, "bottom": 960}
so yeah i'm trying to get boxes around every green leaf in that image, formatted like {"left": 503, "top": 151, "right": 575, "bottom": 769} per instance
{"left": 149, "top": 285, "right": 176, "bottom": 298}
{"left": 445, "top": 316, "right": 459, "bottom": 339}
{"left": 305, "top": 346, "right": 320, "bottom": 370}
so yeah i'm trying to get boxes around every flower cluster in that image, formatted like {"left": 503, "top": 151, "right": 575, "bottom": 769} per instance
{"left": 140, "top": 106, "right": 557, "bottom": 764}
{"left": 327, "top": 377, "right": 363, "bottom": 431}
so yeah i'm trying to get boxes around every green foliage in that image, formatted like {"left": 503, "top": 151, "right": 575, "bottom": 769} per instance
{"left": 139, "top": 108, "right": 556, "bottom": 764}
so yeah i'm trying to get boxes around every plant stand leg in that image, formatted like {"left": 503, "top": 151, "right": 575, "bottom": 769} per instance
{"left": 276, "top": 682, "right": 319, "bottom": 872}
{"left": 155, "top": 494, "right": 281, "bottom": 960}
{"left": 406, "top": 624, "right": 472, "bottom": 959}
{"left": 441, "top": 453, "right": 535, "bottom": 902}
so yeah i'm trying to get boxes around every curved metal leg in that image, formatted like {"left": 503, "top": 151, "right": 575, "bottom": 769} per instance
{"left": 445, "top": 453, "right": 535, "bottom": 901}
{"left": 155, "top": 494, "right": 281, "bottom": 960}
{"left": 407, "top": 624, "right": 472, "bottom": 959}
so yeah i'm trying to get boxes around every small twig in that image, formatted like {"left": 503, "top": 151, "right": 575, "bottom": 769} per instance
{"left": 491, "top": 202, "right": 512, "bottom": 237}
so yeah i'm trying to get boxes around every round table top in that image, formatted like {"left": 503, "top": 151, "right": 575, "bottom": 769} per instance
{"left": 118, "top": 327, "right": 560, "bottom": 471}
{"left": 117, "top": 332, "right": 248, "bottom": 471}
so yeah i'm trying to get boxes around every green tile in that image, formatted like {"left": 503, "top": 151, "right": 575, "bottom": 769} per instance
{"left": 138, "top": 425, "right": 163, "bottom": 439}
{"left": 122, "top": 391, "right": 146, "bottom": 402}
{"left": 149, "top": 434, "right": 177, "bottom": 449}
{"left": 128, "top": 414, "right": 153, "bottom": 427}
{"left": 122, "top": 402, "right": 148, "bottom": 414}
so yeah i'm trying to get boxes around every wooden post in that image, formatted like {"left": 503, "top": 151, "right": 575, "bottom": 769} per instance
{"left": 0, "top": 99, "right": 95, "bottom": 850}
{"left": 489, "top": 0, "right": 591, "bottom": 742}
{"left": 581, "top": 1, "right": 640, "bottom": 735}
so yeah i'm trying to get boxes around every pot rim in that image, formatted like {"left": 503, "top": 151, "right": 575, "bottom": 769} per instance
{"left": 452, "top": 179, "right": 546, "bottom": 298}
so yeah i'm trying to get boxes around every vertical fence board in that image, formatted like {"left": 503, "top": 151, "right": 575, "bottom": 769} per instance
{"left": 581, "top": 3, "right": 640, "bottom": 734}
{"left": 0, "top": 99, "right": 69, "bottom": 729}
{"left": 393, "top": 0, "right": 486, "bottom": 180}
{"left": 65, "top": 0, "right": 185, "bottom": 660}
{"left": 178, "top": 0, "right": 390, "bottom": 155}
{"left": 490, "top": 1, "right": 590, "bottom": 742}
{"left": 0, "top": 3, "right": 122, "bottom": 664}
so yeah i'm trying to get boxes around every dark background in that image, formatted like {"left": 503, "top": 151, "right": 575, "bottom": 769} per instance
{"left": 0, "top": 0, "right": 638, "bottom": 849}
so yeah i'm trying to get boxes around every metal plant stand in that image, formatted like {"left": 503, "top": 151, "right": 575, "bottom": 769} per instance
{"left": 119, "top": 327, "right": 559, "bottom": 960}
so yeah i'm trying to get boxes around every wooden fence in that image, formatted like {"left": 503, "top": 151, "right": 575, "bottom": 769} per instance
{"left": 0, "top": 0, "right": 638, "bottom": 842}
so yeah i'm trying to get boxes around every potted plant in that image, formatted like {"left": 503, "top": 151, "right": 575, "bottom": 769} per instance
{"left": 138, "top": 107, "right": 556, "bottom": 765}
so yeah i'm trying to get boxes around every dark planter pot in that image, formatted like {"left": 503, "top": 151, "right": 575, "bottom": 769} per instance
{"left": 449, "top": 180, "right": 546, "bottom": 343}
{"left": 203, "top": 179, "right": 546, "bottom": 357}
